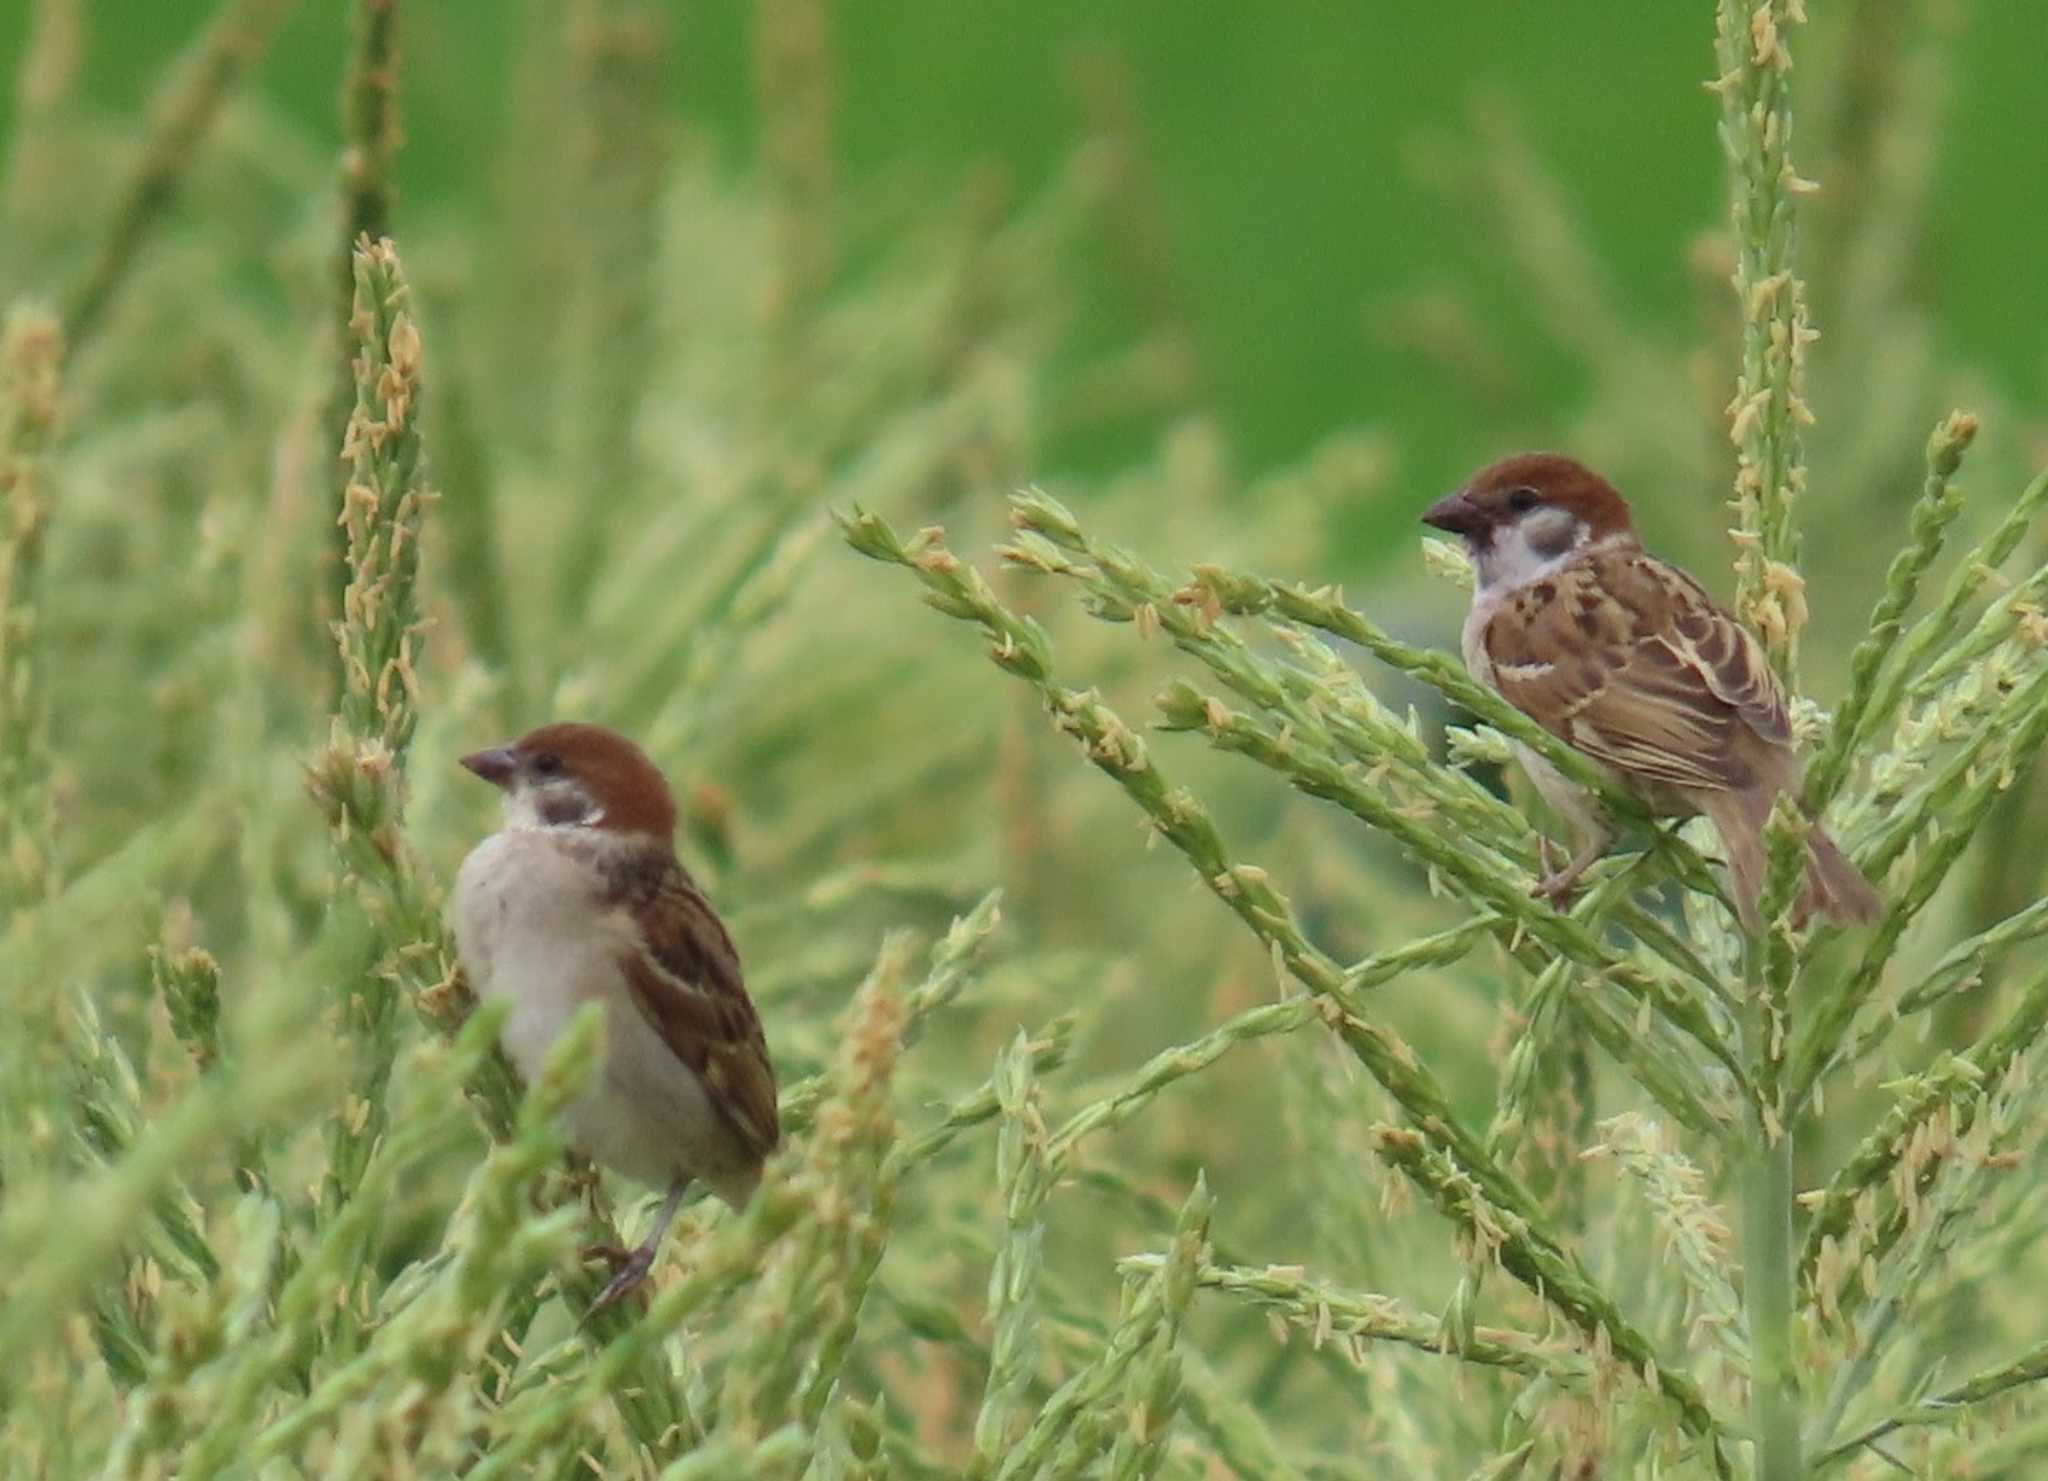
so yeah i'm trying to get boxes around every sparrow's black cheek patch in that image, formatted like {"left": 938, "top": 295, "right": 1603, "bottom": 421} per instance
{"left": 540, "top": 789, "right": 599, "bottom": 827}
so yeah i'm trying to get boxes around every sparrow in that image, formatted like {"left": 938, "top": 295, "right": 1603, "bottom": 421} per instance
{"left": 1422, "top": 453, "right": 1883, "bottom": 932}
{"left": 453, "top": 722, "right": 778, "bottom": 1308}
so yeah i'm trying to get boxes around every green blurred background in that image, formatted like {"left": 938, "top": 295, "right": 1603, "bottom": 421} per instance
{"left": 4, "top": 1, "right": 2040, "bottom": 564}
{"left": 6, "top": 7, "right": 2048, "bottom": 1471}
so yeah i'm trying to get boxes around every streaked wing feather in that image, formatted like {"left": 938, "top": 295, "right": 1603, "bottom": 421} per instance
{"left": 1657, "top": 563, "right": 1791, "bottom": 745}
{"left": 1484, "top": 547, "right": 1790, "bottom": 795}
{"left": 613, "top": 863, "right": 779, "bottom": 1159}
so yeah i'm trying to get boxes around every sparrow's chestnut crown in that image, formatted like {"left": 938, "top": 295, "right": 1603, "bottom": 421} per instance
{"left": 460, "top": 722, "right": 678, "bottom": 837}
{"left": 1424, "top": 453, "right": 1635, "bottom": 543}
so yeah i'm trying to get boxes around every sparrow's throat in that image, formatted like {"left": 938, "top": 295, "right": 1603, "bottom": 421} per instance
{"left": 1474, "top": 509, "right": 1588, "bottom": 592}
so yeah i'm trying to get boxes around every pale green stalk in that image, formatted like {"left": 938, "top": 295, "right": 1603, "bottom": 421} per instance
{"left": 316, "top": 235, "right": 436, "bottom": 1230}
{"left": 171, "top": 1005, "right": 516, "bottom": 1479}
{"left": 153, "top": 944, "right": 223, "bottom": 1074}
{"left": 552, "top": 0, "right": 667, "bottom": 621}
{"left": 64, "top": 989, "right": 222, "bottom": 1262}
{"left": 466, "top": 1178, "right": 808, "bottom": 1481}
{"left": 1714, "top": 6, "right": 1827, "bottom": 1475}
{"left": 1812, "top": 1337, "right": 2048, "bottom": 1472}
{"left": 1004, "top": 487, "right": 1720, "bottom": 900}
{"left": 1799, "top": 954, "right": 2048, "bottom": 1308}
{"left": 1154, "top": 677, "right": 1743, "bottom": 1100}
{"left": 1084, "top": 1177, "right": 1211, "bottom": 1481}
{"left": 1893, "top": 461, "right": 2048, "bottom": 688}
{"left": 1133, "top": 1256, "right": 1593, "bottom": 1387}
{"left": 1371, "top": 1124, "right": 1729, "bottom": 1471}
{"left": 1809, "top": 1030, "right": 2048, "bottom": 1466}
{"left": 1492, "top": 957, "right": 1577, "bottom": 1143}
{"left": 0, "top": 1018, "right": 339, "bottom": 1384}
{"left": 64, "top": 989, "right": 214, "bottom": 1389}
{"left": 1736, "top": 812, "right": 1808, "bottom": 1481}
{"left": 657, "top": 1425, "right": 810, "bottom": 1480}
{"left": 1847, "top": 896, "right": 2048, "bottom": 1050}
{"left": 1464, "top": 1442, "right": 1539, "bottom": 1481}
{"left": 1794, "top": 663, "right": 2048, "bottom": 1106}
{"left": 245, "top": 1006, "right": 593, "bottom": 1469}
{"left": 1175, "top": 1353, "right": 1310, "bottom": 1481}
{"left": 777, "top": 889, "right": 1005, "bottom": 1139}
{"left": 994, "top": 1277, "right": 1165, "bottom": 1481}
{"left": 968, "top": 1028, "right": 1057, "bottom": 1476}
{"left": 0, "top": 306, "right": 61, "bottom": 914}
{"left": 640, "top": 514, "right": 836, "bottom": 758}
{"left": 1048, "top": 999, "right": 1320, "bottom": 1162}
{"left": 1589, "top": 1114, "right": 1746, "bottom": 1370}
{"left": 754, "top": 0, "right": 837, "bottom": 385}
{"left": 1854, "top": 645, "right": 2044, "bottom": 878}
{"left": 732, "top": 941, "right": 907, "bottom": 1444}
{"left": 1896, "top": 568, "right": 2048, "bottom": 717}
{"left": 337, "top": 0, "right": 398, "bottom": 314}
{"left": 1803, "top": 411, "right": 1977, "bottom": 810}
{"left": 322, "top": 0, "right": 402, "bottom": 593}
{"left": 819, "top": 1392, "right": 889, "bottom": 1481}
{"left": 59, "top": 0, "right": 295, "bottom": 354}
{"left": 0, "top": 0, "right": 83, "bottom": 258}
{"left": 882, "top": 1015, "right": 1074, "bottom": 1176}
{"left": 95, "top": 1193, "right": 288, "bottom": 1475}
{"left": 840, "top": 506, "right": 1554, "bottom": 1227}
{"left": 1713, "top": 0, "right": 1815, "bottom": 684}
{"left": 1840, "top": 459, "right": 2048, "bottom": 772}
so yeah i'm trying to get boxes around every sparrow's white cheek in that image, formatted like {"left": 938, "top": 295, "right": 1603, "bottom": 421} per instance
{"left": 1478, "top": 520, "right": 1576, "bottom": 592}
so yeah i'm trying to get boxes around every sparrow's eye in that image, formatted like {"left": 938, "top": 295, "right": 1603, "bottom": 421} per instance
{"left": 1507, "top": 487, "right": 1540, "bottom": 514}
{"left": 532, "top": 752, "right": 564, "bottom": 777}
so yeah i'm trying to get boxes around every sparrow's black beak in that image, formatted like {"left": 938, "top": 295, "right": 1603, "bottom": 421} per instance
{"left": 1421, "top": 490, "right": 1484, "bottom": 538}
{"left": 460, "top": 746, "right": 518, "bottom": 788}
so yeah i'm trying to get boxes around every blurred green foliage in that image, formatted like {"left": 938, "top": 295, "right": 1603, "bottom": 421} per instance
{"left": 4, "top": 1, "right": 2048, "bottom": 1475}
{"left": 3, "top": 1, "right": 2042, "bottom": 560}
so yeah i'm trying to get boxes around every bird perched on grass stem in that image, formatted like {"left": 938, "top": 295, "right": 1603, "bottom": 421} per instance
{"left": 453, "top": 723, "right": 778, "bottom": 1309}
{"left": 1423, "top": 453, "right": 1882, "bottom": 932}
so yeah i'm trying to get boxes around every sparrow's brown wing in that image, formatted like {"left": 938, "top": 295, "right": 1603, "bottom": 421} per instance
{"left": 1483, "top": 545, "right": 1791, "bottom": 795}
{"left": 611, "top": 858, "right": 780, "bottom": 1160}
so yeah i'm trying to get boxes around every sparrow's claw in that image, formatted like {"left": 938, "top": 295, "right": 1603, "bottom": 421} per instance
{"left": 589, "top": 1244, "right": 658, "bottom": 1312}
{"left": 579, "top": 1240, "right": 633, "bottom": 1266}
{"left": 582, "top": 1178, "right": 690, "bottom": 1316}
{"left": 1530, "top": 838, "right": 1606, "bottom": 908}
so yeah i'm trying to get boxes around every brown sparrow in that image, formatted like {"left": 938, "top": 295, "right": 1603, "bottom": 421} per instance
{"left": 1422, "top": 453, "right": 1882, "bottom": 932}
{"left": 453, "top": 723, "right": 778, "bottom": 1307}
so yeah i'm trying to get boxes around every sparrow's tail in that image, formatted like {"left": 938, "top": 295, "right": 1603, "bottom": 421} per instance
{"left": 1704, "top": 793, "right": 1883, "bottom": 932}
{"left": 1801, "top": 826, "right": 1884, "bottom": 927}
{"left": 1707, "top": 794, "right": 1769, "bottom": 935}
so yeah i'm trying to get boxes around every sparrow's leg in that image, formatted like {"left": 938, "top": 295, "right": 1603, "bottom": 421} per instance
{"left": 589, "top": 1179, "right": 689, "bottom": 1311}
{"left": 1531, "top": 827, "right": 1611, "bottom": 907}
{"left": 1515, "top": 749, "right": 1612, "bottom": 907}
